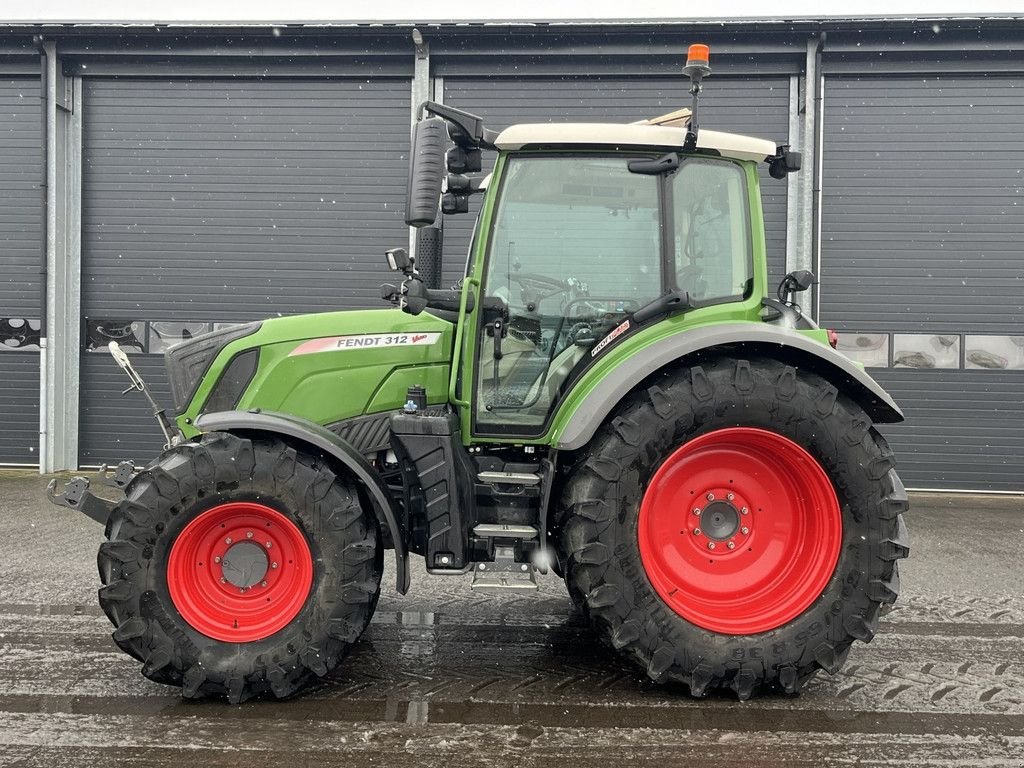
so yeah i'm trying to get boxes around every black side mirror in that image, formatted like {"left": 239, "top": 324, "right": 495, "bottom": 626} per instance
{"left": 786, "top": 270, "right": 814, "bottom": 292}
{"left": 405, "top": 117, "right": 447, "bottom": 227}
{"left": 401, "top": 279, "right": 430, "bottom": 316}
{"left": 769, "top": 146, "right": 802, "bottom": 179}
{"left": 778, "top": 270, "right": 815, "bottom": 304}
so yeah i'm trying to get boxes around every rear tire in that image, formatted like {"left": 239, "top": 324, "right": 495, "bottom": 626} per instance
{"left": 558, "top": 357, "right": 909, "bottom": 699}
{"left": 97, "top": 432, "right": 382, "bottom": 703}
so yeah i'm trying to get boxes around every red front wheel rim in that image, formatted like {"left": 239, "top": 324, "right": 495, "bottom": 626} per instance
{"left": 638, "top": 427, "right": 842, "bottom": 635}
{"left": 167, "top": 502, "right": 314, "bottom": 642}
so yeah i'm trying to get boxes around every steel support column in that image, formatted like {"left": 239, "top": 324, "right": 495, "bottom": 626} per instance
{"left": 785, "top": 73, "right": 800, "bottom": 283}
{"left": 787, "top": 35, "right": 823, "bottom": 321}
{"left": 41, "top": 42, "right": 81, "bottom": 473}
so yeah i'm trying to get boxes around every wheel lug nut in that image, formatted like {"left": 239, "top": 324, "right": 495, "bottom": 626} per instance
{"left": 265, "top": 541, "right": 272, "bottom": 549}
{"left": 261, "top": 580, "right": 268, "bottom": 587}
{"left": 693, "top": 528, "right": 701, "bottom": 536}
{"left": 727, "top": 541, "right": 736, "bottom": 550}
{"left": 706, "top": 493, "right": 715, "bottom": 501}
{"left": 693, "top": 507, "right": 701, "bottom": 515}
{"left": 220, "top": 577, "right": 227, "bottom": 584}
{"left": 707, "top": 542, "right": 716, "bottom": 550}
{"left": 214, "top": 556, "right": 221, "bottom": 564}
{"left": 271, "top": 562, "right": 279, "bottom": 569}
{"left": 246, "top": 531, "right": 254, "bottom": 539}
{"left": 741, "top": 526, "right": 749, "bottom": 535}
{"left": 224, "top": 537, "right": 232, "bottom": 545}
{"left": 727, "top": 492, "right": 735, "bottom": 501}
{"left": 740, "top": 507, "right": 749, "bottom": 515}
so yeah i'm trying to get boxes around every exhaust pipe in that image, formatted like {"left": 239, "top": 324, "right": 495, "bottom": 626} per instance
{"left": 416, "top": 225, "right": 443, "bottom": 290}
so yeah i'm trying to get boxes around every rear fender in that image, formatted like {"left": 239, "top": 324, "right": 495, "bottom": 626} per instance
{"left": 554, "top": 322, "right": 903, "bottom": 452}
{"left": 194, "top": 410, "right": 409, "bottom": 594}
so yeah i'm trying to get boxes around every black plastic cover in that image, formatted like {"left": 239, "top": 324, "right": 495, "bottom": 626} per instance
{"left": 164, "top": 322, "right": 261, "bottom": 414}
{"left": 204, "top": 348, "right": 260, "bottom": 413}
{"left": 390, "top": 410, "right": 475, "bottom": 568}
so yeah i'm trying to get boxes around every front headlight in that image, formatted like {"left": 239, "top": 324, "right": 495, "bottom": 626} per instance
{"left": 165, "top": 322, "right": 261, "bottom": 414}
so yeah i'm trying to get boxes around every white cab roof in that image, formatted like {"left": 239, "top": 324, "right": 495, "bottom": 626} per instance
{"left": 494, "top": 123, "right": 776, "bottom": 162}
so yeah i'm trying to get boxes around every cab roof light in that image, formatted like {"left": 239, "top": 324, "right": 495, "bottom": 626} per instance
{"left": 685, "top": 44, "right": 711, "bottom": 71}
{"left": 682, "top": 43, "right": 712, "bottom": 153}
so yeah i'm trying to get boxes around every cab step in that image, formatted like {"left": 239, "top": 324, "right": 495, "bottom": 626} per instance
{"left": 476, "top": 471, "right": 542, "bottom": 487}
{"left": 472, "top": 523, "right": 538, "bottom": 539}
{"left": 471, "top": 544, "right": 539, "bottom": 593}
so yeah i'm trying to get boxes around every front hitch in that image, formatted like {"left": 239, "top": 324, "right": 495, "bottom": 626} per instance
{"left": 46, "top": 461, "right": 137, "bottom": 526}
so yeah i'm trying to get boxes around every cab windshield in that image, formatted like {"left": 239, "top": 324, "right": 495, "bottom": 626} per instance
{"left": 475, "top": 153, "right": 751, "bottom": 435}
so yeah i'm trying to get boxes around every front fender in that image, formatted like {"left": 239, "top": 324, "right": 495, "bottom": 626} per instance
{"left": 554, "top": 322, "right": 903, "bottom": 451}
{"left": 194, "top": 410, "right": 409, "bottom": 595}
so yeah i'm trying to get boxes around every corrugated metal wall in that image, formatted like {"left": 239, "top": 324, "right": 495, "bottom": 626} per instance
{"left": 0, "top": 42, "right": 1011, "bottom": 490}
{"left": 821, "top": 74, "right": 1024, "bottom": 491}
{"left": 79, "top": 77, "right": 411, "bottom": 464}
{"left": 440, "top": 76, "right": 791, "bottom": 290}
{"left": 0, "top": 76, "right": 42, "bottom": 465}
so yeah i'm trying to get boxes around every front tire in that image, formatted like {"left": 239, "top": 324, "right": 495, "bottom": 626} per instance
{"left": 97, "top": 432, "right": 383, "bottom": 703}
{"left": 558, "top": 357, "right": 909, "bottom": 699}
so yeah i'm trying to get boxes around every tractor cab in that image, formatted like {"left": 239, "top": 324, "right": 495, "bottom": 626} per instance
{"left": 390, "top": 95, "right": 792, "bottom": 442}
{"left": 471, "top": 128, "right": 765, "bottom": 435}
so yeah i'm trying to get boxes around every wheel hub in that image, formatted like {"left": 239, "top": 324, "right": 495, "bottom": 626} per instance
{"left": 699, "top": 500, "right": 740, "bottom": 541}
{"left": 221, "top": 541, "right": 269, "bottom": 589}
{"left": 690, "top": 489, "right": 753, "bottom": 553}
{"left": 638, "top": 427, "right": 843, "bottom": 635}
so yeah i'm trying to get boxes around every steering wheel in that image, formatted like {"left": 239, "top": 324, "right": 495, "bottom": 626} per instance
{"left": 511, "top": 271, "right": 587, "bottom": 310}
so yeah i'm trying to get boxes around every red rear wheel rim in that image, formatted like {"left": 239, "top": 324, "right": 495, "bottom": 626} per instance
{"left": 638, "top": 427, "right": 842, "bottom": 635}
{"left": 167, "top": 502, "right": 314, "bottom": 642}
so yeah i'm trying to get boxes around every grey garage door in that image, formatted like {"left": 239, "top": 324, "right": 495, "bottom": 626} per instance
{"left": 80, "top": 77, "right": 410, "bottom": 465}
{"left": 0, "top": 76, "right": 42, "bottom": 465}
{"left": 440, "top": 76, "right": 791, "bottom": 290}
{"left": 821, "top": 74, "right": 1024, "bottom": 491}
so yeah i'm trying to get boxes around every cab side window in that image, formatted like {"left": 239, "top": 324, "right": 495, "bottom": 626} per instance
{"left": 672, "top": 161, "right": 751, "bottom": 301}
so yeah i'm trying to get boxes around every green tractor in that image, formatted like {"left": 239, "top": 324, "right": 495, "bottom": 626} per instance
{"left": 49, "top": 45, "right": 908, "bottom": 702}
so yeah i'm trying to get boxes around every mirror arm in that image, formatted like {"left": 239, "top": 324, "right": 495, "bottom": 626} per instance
{"left": 401, "top": 277, "right": 478, "bottom": 316}
{"left": 419, "top": 101, "right": 499, "bottom": 149}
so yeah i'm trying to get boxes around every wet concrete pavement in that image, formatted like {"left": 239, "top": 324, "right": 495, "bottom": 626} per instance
{"left": 1, "top": 471, "right": 1022, "bottom": 767}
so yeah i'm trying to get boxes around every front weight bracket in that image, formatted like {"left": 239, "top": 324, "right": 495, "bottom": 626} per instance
{"left": 46, "top": 475, "right": 119, "bottom": 526}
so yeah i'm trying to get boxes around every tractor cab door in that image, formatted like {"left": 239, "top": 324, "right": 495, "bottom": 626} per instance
{"left": 471, "top": 154, "right": 663, "bottom": 436}
{"left": 469, "top": 152, "right": 754, "bottom": 438}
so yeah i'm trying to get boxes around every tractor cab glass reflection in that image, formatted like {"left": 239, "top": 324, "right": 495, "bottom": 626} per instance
{"left": 476, "top": 156, "right": 661, "bottom": 430}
